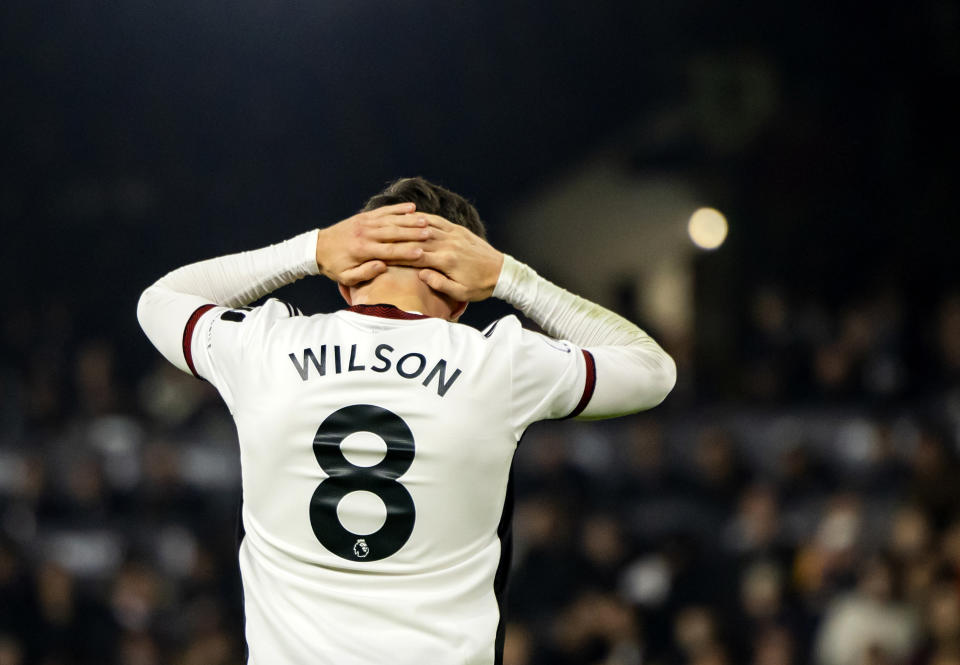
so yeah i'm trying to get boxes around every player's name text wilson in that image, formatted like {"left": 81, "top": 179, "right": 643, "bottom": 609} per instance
{"left": 288, "top": 344, "right": 462, "bottom": 397}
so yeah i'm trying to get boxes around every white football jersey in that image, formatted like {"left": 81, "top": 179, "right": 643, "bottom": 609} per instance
{"left": 184, "top": 299, "right": 595, "bottom": 665}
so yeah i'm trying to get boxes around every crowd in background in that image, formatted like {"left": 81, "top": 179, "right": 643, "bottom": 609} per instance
{"left": 733, "top": 285, "right": 959, "bottom": 404}
{"left": 2, "top": 284, "right": 960, "bottom": 665}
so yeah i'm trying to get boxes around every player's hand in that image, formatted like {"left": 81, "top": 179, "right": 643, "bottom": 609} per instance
{"left": 413, "top": 215, "right": 504, "bottom": 302}
{"left": 316, "top": 203, "right": 431, "bottom": 286}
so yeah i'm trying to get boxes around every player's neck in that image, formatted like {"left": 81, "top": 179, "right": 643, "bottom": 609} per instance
{"left": 353, "top": 292, "right": 435, "bottom": 316}
{"left": 348, "top": 269, "right": 453, "bottom": 319}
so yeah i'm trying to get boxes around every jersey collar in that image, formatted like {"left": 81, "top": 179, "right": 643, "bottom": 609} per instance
{"left": 345, "top": 304, "right": 431, "bottom": 320}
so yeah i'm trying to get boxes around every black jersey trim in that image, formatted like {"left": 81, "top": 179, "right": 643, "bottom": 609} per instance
{"left": 564, "top": 349, "right": 596, "bottom": 419}
{"left": 345, "top": 304, "right": 430, "bottom": 320}
{"left": 236, "top": 498, "right": 248, "bottom": 663}
{"left": 482, "top": 318, "right": 503, "bottom": 338}
{"left": 183, "top": 304, "right": 216, "bottom": 378}
{"left": 220, "top": 310, "right": 246, "bottom": 323}
{"left": 493, "top": 459, "right": 517, "bottom": 665}
{"left": 271, "top": 299, "right": 295, "bottom": 317}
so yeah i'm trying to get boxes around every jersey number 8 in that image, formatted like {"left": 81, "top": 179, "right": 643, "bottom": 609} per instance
{"left": 309, "top": 404, "right": 416, "bottom": 562}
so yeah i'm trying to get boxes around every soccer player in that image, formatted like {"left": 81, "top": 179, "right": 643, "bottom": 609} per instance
{"left": 137, "top": 177, "right": 676, "bottom": 665}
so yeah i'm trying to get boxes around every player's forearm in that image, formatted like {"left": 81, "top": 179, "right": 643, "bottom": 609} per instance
{"left": 137, "top": 230, "right": 319, "bottom": 372}
{"left": 141, "top": 230, "right": 319, "bottom": 309}
{"left": 495, "top": 255, "right": 645, "bottom": 346}
{"left": 494, "top": 254, "right": 676, "bottom": 414}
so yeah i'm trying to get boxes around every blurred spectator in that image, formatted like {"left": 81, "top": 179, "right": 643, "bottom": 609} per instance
{"left": 814, "top": 554, "right": 919, "bottom": 665}
{"left": 0, "top": 634, "right": 25, "bottom": 665}
{"left": 742, "top": 286, "right": 802, "bottom": 402}
{"left": 74, "top": 341, "right": 120, "bottom": 417}
{"left": 689, "top": 427, "right": 751, "bottom": 512}
{"left": 740, "top": 560, "right": 783, "bottom": 622}
{"left": 723, "top": 484, "right": 781, "bottom": 555}
{"left": 889, "top": 506, "right": 933, "bottom": 565}
{"left": 795, "top": 494, "right": 864, "bottom": 599}
{"left": 546, "top": 592, "right": 641, "bottom": 665}
{"left": 936, "top": 295, "right": 960, "bottom": 385}
{"left": 753, "top": 626, "right": 795, "bottom": 665}
{"left": 906, "top": 426, "right": 960, "bottom": 529}
{"left": 502, "top": 623, "right": 533, "bottom": 665}
{"left": 509, "top": 495, "right": 580, "bottom": 621}
{"left": 673, "top": 605, "right": 724, "bottom": 664}
{"left": 137, "top": 362, "right": 215, "bottom": 431}
{"left": 777, "top": 443, "right": 837, "bottom": 508}
{"left": 911, "top": 578, "right": 960, "bottom": 665}
{"left": 576, "top": 513, "right": 631, "bottom": 592}
{"left": 115, "top": 632, "right": 161, "bottom": 665}
{"left": 620, "top": 419, "right": 687, "bottom": 501}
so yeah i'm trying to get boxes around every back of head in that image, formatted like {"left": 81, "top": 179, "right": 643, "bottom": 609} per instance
{"left": 362, "top": 177, "right": 486, "bottom": 240}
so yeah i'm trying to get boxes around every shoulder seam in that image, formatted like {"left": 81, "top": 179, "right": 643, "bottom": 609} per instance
{"left": 267, "top": 298, "right": 300, "bottom": 318}
{"left": 482, "top": 315, "right": 515, "bottom": 338}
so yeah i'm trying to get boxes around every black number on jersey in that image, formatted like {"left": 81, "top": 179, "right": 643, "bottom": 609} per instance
{"left": 309, "top": 404, "right": 416, "bottom": 562}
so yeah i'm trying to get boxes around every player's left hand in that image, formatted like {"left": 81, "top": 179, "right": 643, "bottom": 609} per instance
{"left": 316, "top": 203, "right": 432, "bottom": 286}
{"left": 410, "top": 215, "right": 504, "bottom": 302}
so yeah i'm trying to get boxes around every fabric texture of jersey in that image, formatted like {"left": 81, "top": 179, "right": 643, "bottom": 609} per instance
{"left": 187, "top": 299, "right": 589, "bottom": 665}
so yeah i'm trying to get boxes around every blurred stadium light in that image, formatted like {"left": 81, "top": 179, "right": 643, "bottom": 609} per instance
{"left": 688, "top": 207, "right": 728, "bottom": 250}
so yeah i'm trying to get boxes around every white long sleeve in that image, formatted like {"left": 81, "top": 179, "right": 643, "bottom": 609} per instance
{"left": 493, "top": 254, "right": 676, "bottom": 417}
{"left": 137, "top": 230, "right": 319, "bottom": 373}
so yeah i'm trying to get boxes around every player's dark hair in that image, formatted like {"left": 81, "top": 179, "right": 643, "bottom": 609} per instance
{"left": 362, "top": 177, "right": 486, "bottom": 240}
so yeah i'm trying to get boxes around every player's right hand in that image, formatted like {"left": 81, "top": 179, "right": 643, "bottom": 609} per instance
{"left": 316, "top": 203, "right": 432, "bottom": 286}
{"left": 412, "top": 215, "right": 504, "bottom": 302}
